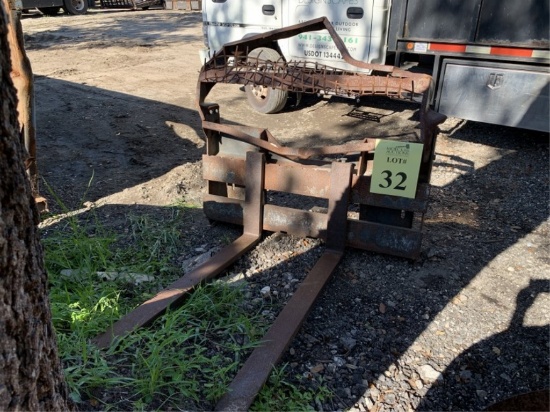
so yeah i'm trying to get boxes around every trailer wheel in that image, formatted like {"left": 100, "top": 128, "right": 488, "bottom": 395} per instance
{"left": 245, "top": 47, "right": 288, "bottom": 114}
{"left": 38, "top": 6, "right": 61, "bottom": 15}
{"left": 62, "top": 0, "right": 88, "bottom": 15}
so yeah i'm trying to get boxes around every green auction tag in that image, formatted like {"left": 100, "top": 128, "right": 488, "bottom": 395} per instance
{"left": 370, "top": 139, "right": 424, "bottom": 199}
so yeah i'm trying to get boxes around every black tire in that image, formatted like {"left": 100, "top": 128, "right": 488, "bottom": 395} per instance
{"left": 38, "top": 6, "right": 61, "bottom": 15}
{"left": 244, "top": 47, "right": 288, "bottom": 114}
{"left": 62, "top": 0, "right": 88, "bottom": 15}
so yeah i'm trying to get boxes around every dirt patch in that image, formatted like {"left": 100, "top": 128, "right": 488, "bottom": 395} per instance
{"left": 23, "top": 9, "right": 549, "bottom": 411}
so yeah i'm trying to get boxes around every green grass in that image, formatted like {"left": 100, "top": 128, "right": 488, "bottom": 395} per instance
{"left": 252, "top": 366, "right": 332, "bottom": 411}
{"left": 42, "top": 199, "right": 330, "bottom": 410}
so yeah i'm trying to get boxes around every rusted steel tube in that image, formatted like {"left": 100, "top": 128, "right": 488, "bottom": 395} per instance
{"left": 203, "top": 121, "right": 376, "bottom": 160}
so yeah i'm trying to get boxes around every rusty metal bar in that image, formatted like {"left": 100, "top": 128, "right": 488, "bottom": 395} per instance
{"left": 203, "top": 195, "right": 424, "bottom": 258}
{"left": 243, "top": 151, "right": 265, "bottom": 236}
{"left": 215, "top": 161, "right": 352, "bottom": 411}
{"left": 346, "top": 219, "right": 423, "bottom": 259}
{"left": 204, "top": 195, "right": 328, "bottom": 239}
{"left": 203, "top": 121, "right": 376, "bottom": 160}
{"left": 93, "top": 152, "right": 265, "bottom": 349}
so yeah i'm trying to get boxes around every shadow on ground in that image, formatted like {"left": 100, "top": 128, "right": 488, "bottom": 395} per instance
{"left": 35, "top": 75, "right": 205, "bottom": 211}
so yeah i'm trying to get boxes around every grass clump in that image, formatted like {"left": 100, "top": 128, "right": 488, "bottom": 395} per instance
{"left": 252, "top": 366, "right": 332, "bottom": 411}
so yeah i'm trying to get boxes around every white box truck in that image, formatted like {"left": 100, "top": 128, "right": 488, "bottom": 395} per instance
{"left": 201, "top": 0, "right": 549, "bottom": 132}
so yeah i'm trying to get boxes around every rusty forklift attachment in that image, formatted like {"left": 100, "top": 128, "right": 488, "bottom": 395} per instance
{"left": 193, "top": 19, "right": 446, "bottom": 408}
{"left": 96, "top": 17, "right": 446, "bottom": 410}
{"left": 196, "top": 17, "right": 446, "bottom": 260}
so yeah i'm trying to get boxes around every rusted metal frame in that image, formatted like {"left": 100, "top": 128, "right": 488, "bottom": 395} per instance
{"left": 195, "top": 17, "right": 447, "bottom": 261}
{"left": 196, "top": 18, "right": 445, "bottom": 149}
{"left": 199, "top": 26, "right": 432, "bottom": 102}
{"left": 94, "top": 152, "right": 266, "bottom": 349}
{"left": 201, "top": 65, "right": 425, "bottom": 100}
{"left": 203, "top": 155, "right": 430, "bottom": 212}
{"left": 202, "top": 151, "right": 428, "bottom": 257}
{"left": 215, "top": 161, "right": 353, "bottom": 412}
{"left": 195, "top": 20, "right": 444, "bottom": 148}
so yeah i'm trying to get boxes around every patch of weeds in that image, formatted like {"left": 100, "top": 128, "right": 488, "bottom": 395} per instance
{"left": 42, "top": 192, "right": 190, "bottom": 403}
{"left": 43, "top": 197, "right": 273, "bottom": 409}
{"left": 43, "top": 217, "right": 132, "bottom": 403}
{"left": 252, "top": 365, "right": 332, "bottom": 411}
{"left": 126, "top": 212, "right": 181, "bottom": 267}
{"left": 111, "top": 282, "right": 267, "bottom": 410}
{"left": 58, "top": 333, "right": 134, "bottom": 404}
{"left": 43, "top": 187, "right": 318, "bottom": 410}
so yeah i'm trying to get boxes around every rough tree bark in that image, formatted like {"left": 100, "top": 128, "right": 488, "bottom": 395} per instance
{"left": 3, "top": 0, "right": 46, "bottom": 212}
{"left": 0, "top": 2, "right": 72, "bottom": 410}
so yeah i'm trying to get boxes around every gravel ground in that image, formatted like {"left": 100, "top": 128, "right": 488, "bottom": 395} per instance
{"left": 23, "top": 9, "right": 549, "bottom": 411}
{"left": 202, "top": 122, "right": 550, "bottom": 411}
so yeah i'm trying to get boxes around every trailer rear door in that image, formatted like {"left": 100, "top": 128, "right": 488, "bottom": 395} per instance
{"left": 403, "top": 0, "right": 481, "bottom": 42}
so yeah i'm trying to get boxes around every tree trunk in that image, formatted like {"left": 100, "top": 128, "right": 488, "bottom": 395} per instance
{"left": 4, "top": 0, "right": 44, "bottom": 211}
{"left": 0, "top": 2, "right": 72, "bottom": 410}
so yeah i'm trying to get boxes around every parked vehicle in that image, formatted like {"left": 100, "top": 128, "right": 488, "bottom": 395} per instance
{"left": 201, "top": 0, "right": 549, "bottom": 132}
{"left": 99, "top": 0, "right": 165, "bottom": 11}
{"left": 22, "top": 0, "right": 88, "bottom": 15}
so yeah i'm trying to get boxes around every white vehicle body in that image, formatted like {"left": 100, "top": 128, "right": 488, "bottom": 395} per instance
{"left": 201, "top": 0, "right": 549, "bottom": 132}
{"left": 200, "top": 0, "right": 391, "bottom": 73}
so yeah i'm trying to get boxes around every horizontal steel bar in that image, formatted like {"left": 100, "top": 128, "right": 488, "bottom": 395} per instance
{"left": 203, "top": 195, "right": 423, "bottom": 259}
{"left": 203, "top": 155, "right": 430, "bottom": 212}
{"left": 204, "top": 195, "right": 328, "bottom": 238}
{"left": 347, "top": 219, "right": 423, "bottom": 259}
{"left": 203, "top": 122, "right": 376, "bottom": 160}
{"left": 204, "top": 154, "right": 332, "bottom": 198}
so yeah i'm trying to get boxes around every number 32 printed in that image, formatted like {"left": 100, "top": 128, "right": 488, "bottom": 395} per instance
{"left": 378, "top": 170, "right": 407, "bottom": 191}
